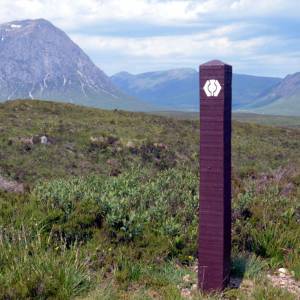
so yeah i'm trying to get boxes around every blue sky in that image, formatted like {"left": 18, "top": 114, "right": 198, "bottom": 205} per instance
{"left": 1, "top": 0, "right": 300, "bottom": 77}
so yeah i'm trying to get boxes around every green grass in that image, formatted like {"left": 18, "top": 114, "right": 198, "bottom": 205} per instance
{"left": 152, "top": 111, "right": 300, "bottom": 129}
{"left": 0, "top": 227, "right": 92, "bottom": 299}
{"left": 0, "top": 99, "right": 299, "bottom": 299}
{"left": 233, "top": 112, "right": 300, "bottom": 128}
{"left": 231, "top": 254, "right": 268, "bottom": 279}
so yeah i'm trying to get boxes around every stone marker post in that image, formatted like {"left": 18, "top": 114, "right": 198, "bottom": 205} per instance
{"left": 198, "top": 60, "right": 232, "bottom": 291}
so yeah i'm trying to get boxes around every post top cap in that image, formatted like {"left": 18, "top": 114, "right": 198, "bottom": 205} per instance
{"left": 201, "top": 60, "right": 231, "bottom": 67}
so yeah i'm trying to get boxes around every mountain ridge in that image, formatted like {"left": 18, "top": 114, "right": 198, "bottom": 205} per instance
{"left": 0, "top": 18, "right": 152, "bottom": 111}
{"left": 246, "top": 72, "right": 300, "bottom": 116}
{"left": 111, "top": 69, "right": 282, "bottom": 111}
{"left": 0, "top": 18, "right": 298, "bottom": 114}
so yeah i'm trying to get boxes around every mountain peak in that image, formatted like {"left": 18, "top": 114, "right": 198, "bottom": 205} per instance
{"left": 268, "top": 71, "right": 300, "bottom": 99}
{"left": 0, "top": 18, "right": 150, "bottom": 110}
{"left": 0, "top": 18, "right": 54, "bottom": 31}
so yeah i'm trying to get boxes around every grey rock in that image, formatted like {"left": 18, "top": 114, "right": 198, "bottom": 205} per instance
{"left": 0, "top": 175, "right": 24, "bottom": 193}
{"left": 40, "top": 135, "right": 48, "bottom": 144}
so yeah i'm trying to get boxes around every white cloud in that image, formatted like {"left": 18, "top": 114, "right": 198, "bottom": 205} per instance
{"left": 71, "top": 28, "right": 267, "bottom": 59}
{"left": 0, "top": 0, "right": 299, "bottom": 30}
{"left": 0, "top": 0, "right": 299, "bottom": 76}
{"left": 71, "top": 29, "right": 277, "bottom": 75}
{"left": 0, "top": 0, "right": 200, "bottom": 29}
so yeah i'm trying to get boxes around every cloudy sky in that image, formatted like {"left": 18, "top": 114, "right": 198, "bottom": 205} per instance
{"left": 1, "top": 0, "right": 299, "bottom": 77}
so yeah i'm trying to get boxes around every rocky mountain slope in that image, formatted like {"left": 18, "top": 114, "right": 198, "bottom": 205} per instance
{"left": 0, "top": 19, "right": 148, "bottom": 110}
{"left": 246, "top": 72, "right": 300, "bottom": 116}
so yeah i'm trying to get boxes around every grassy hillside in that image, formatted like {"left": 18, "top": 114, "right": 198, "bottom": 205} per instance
{"left": 153, "top": 111, "right": 300, "bottom": 129}
{"left": 0, "top": 100, "right": 299, "bottom": 299}
{"left": 253, "top": 93, "right": 300, "bottom": 117}
{"left": 233, "top": 113, "right": 300, "bottom": 128}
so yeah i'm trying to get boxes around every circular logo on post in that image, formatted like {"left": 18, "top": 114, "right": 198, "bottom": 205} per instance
{"left": 203, "top": 79, "right": 222, "bottom": 97}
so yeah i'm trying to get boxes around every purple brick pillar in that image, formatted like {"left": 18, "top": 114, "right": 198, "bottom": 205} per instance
{"left": 198, "top": 60, "right": 232, "bottom": 291}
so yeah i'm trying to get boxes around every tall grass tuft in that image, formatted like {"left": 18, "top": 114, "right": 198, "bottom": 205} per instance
{"left": 0, "top": 226, "right": 92, "bottom": 299}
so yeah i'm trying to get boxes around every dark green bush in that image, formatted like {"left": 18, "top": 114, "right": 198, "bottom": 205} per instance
{"left": 32, "top": 168, "right": 198, "bottom": 245}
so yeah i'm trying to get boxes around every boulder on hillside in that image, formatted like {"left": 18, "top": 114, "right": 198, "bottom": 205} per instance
{"left": 0, "top": 175, "right": 24, "bottom": 193}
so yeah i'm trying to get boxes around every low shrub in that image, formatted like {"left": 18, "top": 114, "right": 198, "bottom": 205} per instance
{"left": 231, "top": 254, "right": 268, "bottom": 279}
{"left": 32, "top": 168, "right": 198, "bottom": 246}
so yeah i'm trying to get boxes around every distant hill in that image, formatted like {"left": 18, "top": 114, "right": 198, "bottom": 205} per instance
{"left": 0, "top": 19, "right": 151, "bottom": 111}
{"left": 111, "top": 69, "right": 198, "bottom": 111}
{"left": 233, "top": 74, "right": 281, "bottom": 108}
{"left": 246, "top": 72, "right": 300, "bottom": 116}
{"left": 111, "top": 69, "right": 281, "bottom": 111}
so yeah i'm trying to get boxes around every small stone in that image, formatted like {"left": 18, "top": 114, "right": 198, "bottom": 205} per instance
{"left": 183, "top": 274, "right": 191, "bottom": 282}
{"left": 181, "top": 288, "right": 191, "bottom": 299}
{"left": 40, "top": 135, "right": 48, "bottom": 144}
{"left": 241, "top": 279, "right": 254, "bottom": 289}
{"left": 126, "top": 141, "right": 135, "bottom": 148}
{"left": 20, "top": 137, "right": 33, "bottom": 145}
{"left": 230, "top": 278, "right": 241, "bottom": 288}
{"left": 191, "top": 284, "right": 197, "bottom": 291}
{"left": 278, "top": 268, "right": 289, "bottom": 275}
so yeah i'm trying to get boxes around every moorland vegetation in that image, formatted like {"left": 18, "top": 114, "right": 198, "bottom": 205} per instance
{"left": 0, "top": 100, "right": 299, "bottom": 299}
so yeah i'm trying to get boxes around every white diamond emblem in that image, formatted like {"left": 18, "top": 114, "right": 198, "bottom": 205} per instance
{"left": 203, "top": 79, "right": 222, "bottom": 97}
